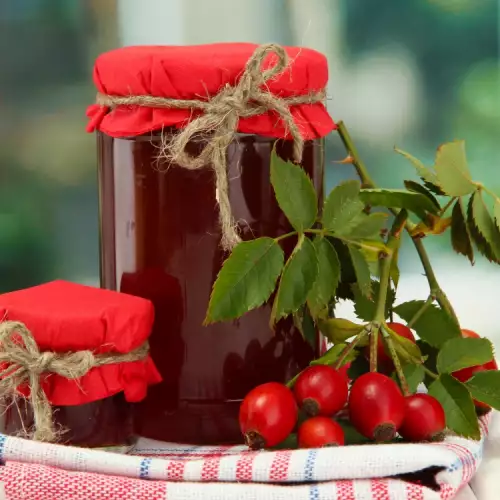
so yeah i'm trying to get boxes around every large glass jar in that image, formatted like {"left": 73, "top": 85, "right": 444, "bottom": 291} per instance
{"left": 89, "top": 43, "right": 335, "bottom": 444}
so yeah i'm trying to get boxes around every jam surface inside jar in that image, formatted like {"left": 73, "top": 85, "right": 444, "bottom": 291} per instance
{"left": 98, "top": 131, "right": 324, "bottom": 444}
{"left": 4, "top": 392, "right": 135, "bottom": 450}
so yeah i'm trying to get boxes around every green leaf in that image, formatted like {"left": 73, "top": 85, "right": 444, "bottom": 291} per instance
{"left": 347, "top": 355, "right": 370, "bottom": 381}
{"left": 394, "top": 301, "right": 461, "bottom": 348}
{"left": 428, "top": 374, "right": 480, "bottom": 439}
{"left": 467, "top": 190, "right": 500, "bottom": 262}
{"left": 437, "top": 337, "right": 494, "bottom": 374}
{"left": 271, "top": 236, "right": 318, "bottom": 324}
{"left": 359, "top": 189, "right": 439, "bottom": 220}
{"left": 434, "top": 140, "right": 475, "bottom": 197}
{"left": 293, "top": 306, "right": 317, "bottom": 349}
{"left": 323, "top": 180, "right": 364, "bottom": 233}
{"left": 307, "top": 238, "right": 340, "bottom": 316}
{"left": 311, "top": 343, "right": 358, "bottom": 367}
{"left": 270, "top": 150, "right": 318, "bottom": 232}
{"left": 395, "top": 148, "right": 445, "bottom": 195}
{"left": 466, "top": 371, "right": 500, "bottom": 411}
{"left": 402, "top": 364, "right": 425, "bottom": 393}
{"left": 352, "top": 280, "right": 395, "bottom": 322}
{"left": 404, "top": 180, "right": 441, "bottom": 210}
{"left": 451, "top": 199, "right": 474, "bottom": 264}
{"left": 317, "top": 318, "right": 365, "bottom": 344}
{"left": 384, "top": 325, "right": 423, "bottom": 363}
{"left": 348, "top": 245, "right": 372, "bottom": 297}
{"left": 339, "top": 420, "right": 371, "bottom": 445}
{"left": 341, "top": 212, "right": 388, "bottom": 240}
{"left": 205, "top": 238, "right": 284, "bottom": 323}
{"left": 494, "top": 199, "right": 500, "bottom": 233}
{"left": 418, "top": 340, "right": 440, "bottom": 386}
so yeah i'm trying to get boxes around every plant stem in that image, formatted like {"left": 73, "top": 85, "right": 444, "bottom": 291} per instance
{"left": 421, "top": 364, "right": 439, "bottom": 380}
{"left": 439, "top": 197, "right": 456, "bottom": 216}
{"left": 407, "top": 295, "right": 434, "bottom": 328}
{"left": 383, "top": 330, "right": 410, "bottom": 396}
{"left": 336, "top": 120, "right": 461, "bottom": 330}
{"left": 369, "top": 325, "right": 379, "bottom": 372}
{"left": 274, "top": 231, "right": 298, "bottom": 243}
{"left": 475, "top": 183, "right": 500, "bottom": 203}
{"left": 333, "top": 329, "right": 369, "bottom": 370}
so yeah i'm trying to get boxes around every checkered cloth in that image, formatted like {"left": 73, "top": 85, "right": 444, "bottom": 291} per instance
{"left": 0, "top": 416, "right": 489, "bottom": 500}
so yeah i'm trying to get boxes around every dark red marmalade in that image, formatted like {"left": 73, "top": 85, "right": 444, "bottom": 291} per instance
{"left": 98, "top": 132, "right": 324, "bottom": 444}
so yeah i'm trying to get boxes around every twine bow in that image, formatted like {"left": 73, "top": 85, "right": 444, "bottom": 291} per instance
{"left": 95, "top": 43, "right": 327, "bottom": 250}
{"left": 0, "top": 321, "right": 149, "bottom": 442}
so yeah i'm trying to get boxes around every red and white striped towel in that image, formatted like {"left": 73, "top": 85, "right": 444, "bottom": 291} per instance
{"left": 0, "top": 415, "right": 489, "bottom": 500}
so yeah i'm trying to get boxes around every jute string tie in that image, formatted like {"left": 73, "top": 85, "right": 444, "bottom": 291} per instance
{"left": 0, "top": 321, "right": 149, "bottom": 442}
{"left": 95, "top": 43, "right": 327, "bottom": 250}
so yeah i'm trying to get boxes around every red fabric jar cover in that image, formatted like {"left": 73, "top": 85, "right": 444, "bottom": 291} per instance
{"left": 86, "top": 42, "right": 336, "bottom": 139}
{"left": 0, "top": 280, "right": 162, "bottom": 406}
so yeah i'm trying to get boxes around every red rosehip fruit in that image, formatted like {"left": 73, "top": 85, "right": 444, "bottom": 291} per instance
{"left": 293, "top": 365, "right": 349, "bottom": 417}
{"left": 399, "top": 394, "right": 446, "bottom": 442}
{"left": 239, "top": 382, "right": 297, "bottom": 450}
{"left": 298, "top": 416, "right": 345, "bottom": 448}
{"left": 348, "top": 372, "right": 405, "bottom": 442}
{"left": 452, "top": 329, "right": 498, "bottom": 411}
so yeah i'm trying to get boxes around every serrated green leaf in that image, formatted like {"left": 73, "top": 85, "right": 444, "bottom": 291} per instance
{"left": 451, "top": 199, "right": 474, "bottom": 264}
{"left": 395, "top": 147, "right": 441, "bottom": 187}
{"left": 307, "top": 238, "right": 340, "bottom": 316}
{"left": 348, "top": 245, "right": 372, "bottom": 297}
{"left": 390, "top": 243, "right": 401, "bottom": 288}
{"left": 437, "top": 337, "right": 494, "bottom": 374}
{"left": 293, "top": 306, "right": 317, "bottom": 349}
{"left": 205, "top": 238, "right": 284, "bottom": 323}
{"left": 393, "top": 364, "right": 425, "bottom": 394}
{"left": 467, "top": 190, "right": 500, "bottom": 262}
{"left": 494, "top": 199, "right": 500, "bottom": 233}
{"left": 403, "top": 180, "right": 441, "bottom": 210}
{"left": 428, "top": 374, "right": 480, "bottom": 439}
{"left": 317, "top": 318, "right": 365, "bottom": 344}
{"left": 347, "top": 355, "right": 370, "bottom": 381}
{"left": 271, "top": 236, "right": 318, "bottom": 324}
{"left": 342, "top": 212, "right": 388, "bottom": 240}
{"left": 270, "top": 150, "right": 318, "bottom": 232}
{"left": 466, "top": 371, "right": 500, "bottom": 410}
{"left": 323, "top": 180, "right": 364, "bottom": 233}
{"left": 351, "top": 280, "right": 395, "bottom": 322}
{"left": 310, "top": 343, "right": 358, "bottom": 367}
{"left": 384, "top": 325, "right": 422, "bottom": 363}
{"left": 359, "top": 189, "right": 439, "bottom": 220}
{"left": 394, "top": 301, "right": 461, "bottom": 348}
{"left": 434, "top": 140, "right": 475, "bottom": 197}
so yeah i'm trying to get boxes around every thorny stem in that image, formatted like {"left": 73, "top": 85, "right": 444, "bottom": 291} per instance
{"left": 336, "top": 120, "right": 461, "bottom": 330}
{"left": 383, "top": 327, "right": 410, "bottom": 396}
{"left": 407, "top": 295, "right": 434, "bottom": 328}
{"left": 369, "top": 325, "right": 379, "bottom": 373}
{"left": 333, "top": 328, "right": 370, "bottom": 370}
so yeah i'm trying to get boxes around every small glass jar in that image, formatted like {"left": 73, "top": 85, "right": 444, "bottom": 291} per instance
{"left": 89, "top": 43, "right": 335, "bottom": 444}
{"left": 0, "top": 280, "right": 161, "bottom": 450}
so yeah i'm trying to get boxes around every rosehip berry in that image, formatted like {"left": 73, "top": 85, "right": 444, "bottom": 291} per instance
{"left": 239, "top": 382, "right": 297, "bottom": 450}
{"left": 398, "top": 394, "right": 446, "bottom": 442}
{"left": 348, "top": 372, "right": 405, "bottom": 442}
{"left": 452, "top": 329, "right": 498, "bottom": 411}
{"left": 298, "top": 416, "right": 345, "bottom": 448}
{"left": 293, "top": 365, "right": 348, "bottom": 417}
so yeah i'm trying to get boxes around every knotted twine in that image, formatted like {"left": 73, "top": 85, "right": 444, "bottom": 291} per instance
{"left": 0, "top": 320, "right": 149, "bottom": 442}
{"left": 95, "top": 43, "right": 327, "bottom": 250}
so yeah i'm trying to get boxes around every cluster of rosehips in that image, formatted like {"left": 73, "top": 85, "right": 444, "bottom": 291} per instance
{"left": 239, "top": 323, "right": 450, "bottom": 450}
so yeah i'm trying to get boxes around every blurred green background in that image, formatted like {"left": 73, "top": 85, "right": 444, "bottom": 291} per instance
{"left": 1, "top": 0, "right": 499, "bottom": 294}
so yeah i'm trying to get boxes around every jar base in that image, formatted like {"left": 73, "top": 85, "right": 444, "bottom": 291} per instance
{"left": 134, "top": 399, "right": 243, "bottom": 445}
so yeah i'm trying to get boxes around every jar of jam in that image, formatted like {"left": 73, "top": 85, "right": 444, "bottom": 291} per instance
{"left": 0, "top": 280, "right": 161, "bottom": 451}
{"left": 87, "top": 43, "right": 335, "bottom": 444}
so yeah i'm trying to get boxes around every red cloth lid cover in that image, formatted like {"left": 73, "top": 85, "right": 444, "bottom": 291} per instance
{"left": 86, "top": 42, "right": 336, "bottom": 140}
{"left": 0, "top": 280, "right": 162, "bottom": 405}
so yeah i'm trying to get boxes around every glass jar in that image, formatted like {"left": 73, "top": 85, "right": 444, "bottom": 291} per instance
{"left": 98, "top": 131, "right": 324, "bottom": 444}
{"left": 4, "top": 393, "right": 134, "bottom": 452}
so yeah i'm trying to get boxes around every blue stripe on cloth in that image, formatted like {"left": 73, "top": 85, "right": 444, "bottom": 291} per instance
{"left": 309, "top": 484, "right": 320, "bottom": 500}
{"left": 0, "top": 435, "right": 6, "bottom": 463}
{"left": 304, "top": 449, "right": 318, "bottom": 481}
{"left": 139, "top": 457, "right": 152, "bottom": 479}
